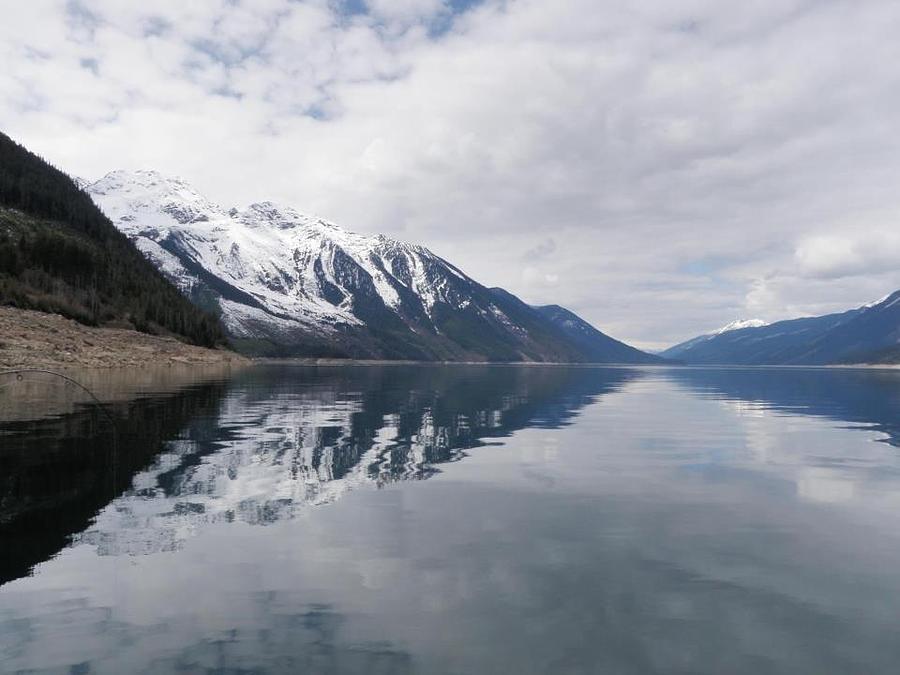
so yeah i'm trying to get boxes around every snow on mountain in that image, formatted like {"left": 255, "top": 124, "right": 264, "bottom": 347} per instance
{"left": 89, "top": 170, "right": 372, "bottom": 331}
{"left": 714, "top": 318, "right": 769, "bottom": 334}
{"left": 86, "top": 170, "right": 653, "bottom": 362}
{"left": 862, "top": 293, "right": 894, "bottom": 309}
{"left": 86, "top": 170, "right": 484, "bottom": 356}
{"left": 659, "top": 318, "right": 770, "bottom": 361}
{"left": 71, "top": 175, "right": 91, "bottom": 190}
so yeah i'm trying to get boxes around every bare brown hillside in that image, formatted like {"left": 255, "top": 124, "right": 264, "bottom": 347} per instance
{"left": 0, "top": 306, "right": 246, "bottom": 369}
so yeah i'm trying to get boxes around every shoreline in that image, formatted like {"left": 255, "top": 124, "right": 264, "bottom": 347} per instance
{"left": 0, "top": 306, "right": 247, "bottom": 370}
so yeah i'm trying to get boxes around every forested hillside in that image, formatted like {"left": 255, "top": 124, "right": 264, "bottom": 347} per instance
{"left": 0, "top": 132, "right": 223, "bottom": 347}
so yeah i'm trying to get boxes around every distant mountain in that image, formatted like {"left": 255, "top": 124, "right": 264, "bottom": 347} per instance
{"left": 0, "top": 133, "right": 223, "bottom": 346}
{"left": 714, "top": 318, "right": 769, "bottom": 334}
{"left": 657, "top": 318, "right": 772, "bottom": 361}
{"left": 86, "top": 170, "right": 658, "bottom": 363}
{"left": 534, "top": 304, "right": 665, "bottom": 364}
{"left": 662, "top": 292, "right": 900, "bottom": 365}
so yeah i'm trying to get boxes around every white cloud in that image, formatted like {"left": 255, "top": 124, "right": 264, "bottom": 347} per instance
{"left": 3, "top": 0, "right": 900, "bottom": 349}
{"left": 794, "top": 229, "right": 900, "bottom": 280}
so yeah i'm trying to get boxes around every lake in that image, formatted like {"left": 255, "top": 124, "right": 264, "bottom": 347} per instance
{"left": 2, "top": 364, "right": 900, "bottom": 674}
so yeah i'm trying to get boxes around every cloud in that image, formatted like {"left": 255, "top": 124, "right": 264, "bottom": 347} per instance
{"left": 3, "top": 0, "right": 900, "bottom": 349}
{"left": 522, "top": 238, "right": 557, "bottom": 262}
{"left": 794, "top": 229, "right": 900, "bottom": 280}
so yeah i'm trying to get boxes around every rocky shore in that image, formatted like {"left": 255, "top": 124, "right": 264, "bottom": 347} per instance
{"left": 0, "top": 307, "right": 247, "bottom": 369}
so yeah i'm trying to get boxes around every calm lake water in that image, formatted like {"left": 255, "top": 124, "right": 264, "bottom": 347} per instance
{"left": 2, "top": 364, "right": 900, "bottom": 674}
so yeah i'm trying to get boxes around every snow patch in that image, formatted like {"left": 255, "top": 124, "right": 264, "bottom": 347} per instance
{"left": 714, "top": 318, "right": 769, "bottom": 334}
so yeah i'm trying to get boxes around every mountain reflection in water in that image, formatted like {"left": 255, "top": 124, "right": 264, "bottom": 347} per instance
{"left": 1, "top": 364, "right": 638, "bottom": 581}
{"left": 662, "top": 367, "right": 900, "bottom": 447}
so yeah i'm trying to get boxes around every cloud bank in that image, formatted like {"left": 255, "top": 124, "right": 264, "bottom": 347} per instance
{"left": 3, "top": 0, "right": 900, "bottom": 348}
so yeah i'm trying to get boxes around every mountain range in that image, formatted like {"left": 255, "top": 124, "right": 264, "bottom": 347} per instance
{"left": 4, "top": 129, "right": 894, "bottom": 367}
{"left": 84, "top": 169, "right": 662, "bottom": 363}
{"left": 662, "top": 292, "right": 900, "bottom": 365}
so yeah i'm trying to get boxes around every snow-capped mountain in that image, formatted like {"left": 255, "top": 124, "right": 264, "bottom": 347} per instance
{"left": 85, "top": 169, "right": 657, "bottom": 362}
{"left": 662, "top": 292, "right": 900, "bottom": 365}
{"left": 714, "top": 318, "right": 769, "bottom": 334}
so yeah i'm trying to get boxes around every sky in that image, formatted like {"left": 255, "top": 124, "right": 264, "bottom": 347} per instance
{"left": 3, "top": 0, "right": 900, "bottom": 350}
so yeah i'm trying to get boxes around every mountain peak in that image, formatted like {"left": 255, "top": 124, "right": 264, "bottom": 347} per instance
{"left": 237, "top": 201, "right": 306, "bottom": 229}
{"left": 91, "top": 168, "right": 197, "bottom": 192}
{"left": 87, "top": 169, "right": 226, "bottom": 228}
{"left": 714, "top": 318, "right": 768, "bottom": 334}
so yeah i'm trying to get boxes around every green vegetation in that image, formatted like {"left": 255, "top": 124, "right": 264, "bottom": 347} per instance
{"left": 0, "top": 132, "right": 224, "bottom": 347}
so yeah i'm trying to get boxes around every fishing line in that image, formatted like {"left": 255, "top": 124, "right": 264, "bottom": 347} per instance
{"left": 0, "top": 367, "right": 121, "bottom": 522}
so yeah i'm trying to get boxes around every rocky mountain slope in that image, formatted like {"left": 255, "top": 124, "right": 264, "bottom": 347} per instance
{"left": 662, "top": 292, "right": 900, "bottom": 365}
{"left": 86, "top": 170, "right": 660, "bottom": 363}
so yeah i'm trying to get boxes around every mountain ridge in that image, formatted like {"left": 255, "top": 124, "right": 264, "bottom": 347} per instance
{"left": 533, "top": 303, "right": 664, "bottom": 364}
{"left": 86, "top": 169, "right": 659, "bottom": 363}
{"left": 662, "top": 292, "right": 900, "bottom": 365}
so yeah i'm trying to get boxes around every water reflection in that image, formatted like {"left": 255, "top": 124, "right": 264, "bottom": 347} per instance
{"left": 658, "top": 367, "right": 900, "bottom": 509}
{"left": 0, "top": 378, "right": 229, "bottom": 585}
{"left": 664, "top": 367, "right": 900, "bottom": 446}
{"left": 2, "top": 365, "right": 639, "bottom": 580}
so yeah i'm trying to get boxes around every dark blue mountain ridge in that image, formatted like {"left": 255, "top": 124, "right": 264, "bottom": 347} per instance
{"left": 531, "top": 302, "right": 666, "bottom": 364}
{"left": 662, "top": 290, "right": 900, "bottom": 365}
